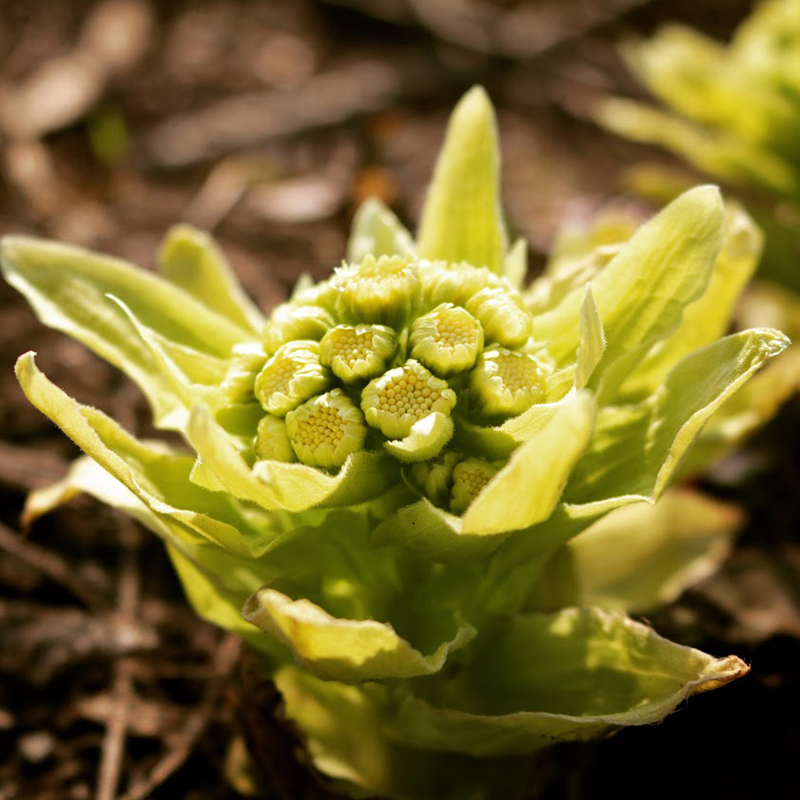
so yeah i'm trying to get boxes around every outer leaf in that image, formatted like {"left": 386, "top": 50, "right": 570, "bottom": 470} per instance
{"left": 382, "top": 608, "right": 748, "bottom": 757}
{"left": 678, "top": 343, "right": 800, "bottom": 476}
{"left": 564, "top": 328, "right": 789, "bottom": 507}
{"left": 275, "top": 665, "right": 531, "bottom": 800}
{"left": 158, "top": 223, "right": 264, "bottom": 334}
{"left": 530, "top": 488, "right": 743, "bottom": 614}
{"left": 346, "top": 197, "right": 416, "bottom": 263}
{"left": 15, "top": 353, "right": 281, "bottom": 558}
{"left": 417, "top": 86, "right": 507, "bottom": 272}
{"left": 618, "top": 201, "right": 762, "bottom": 399}
{"left": 243, "top": 588, "right": 474, "bottom": 682}
{"left": 535, "top": 187, "right": 725, "bottom": 379}
{"left": 1, "top": 236, "right": 251, "bottom": 427}
{"left": 23, "top": 454, "right": 288, "bottom": 656}
{"left": 186, "top": 406, "right": 398, "bottom": 512}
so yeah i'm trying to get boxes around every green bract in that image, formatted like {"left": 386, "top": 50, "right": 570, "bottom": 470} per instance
{"left": 2, "top": 87, "right": 789, "bottom": 800}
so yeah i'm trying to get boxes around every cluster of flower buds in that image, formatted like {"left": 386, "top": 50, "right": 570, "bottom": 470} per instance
{"left": 224, "top": 254, "right": 547, "bottom": 515}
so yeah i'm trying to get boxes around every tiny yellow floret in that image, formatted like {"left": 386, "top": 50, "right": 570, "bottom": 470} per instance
{"left": 285, "top": 389, "right": 367, "bottom": 469}
{"left": 254, "top": 414, "right": 296, "bottom": 462}
{"left": 469, "top": 347, "right": 546, "bottom": 417}
{"left": 254, "top": 341, "right": 330, "bottom": 417}
{"left": 319, "top": 324, "right": 396, "bottom": 383}
{"left": 361, "top": 359, "right": 456, "bottom": 440}
{"left": 410, "top": 303, "right": 483, "bottom": 376}
{"left": 333, "top": 254, "right": 420, "bottom": 328}
{"left": 450, "top": 458, "right": 499, "bottom": 514}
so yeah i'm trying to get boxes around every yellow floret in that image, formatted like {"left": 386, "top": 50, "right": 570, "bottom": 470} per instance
{"left": 361, "top": 359, "right": 456, "bottom": 439}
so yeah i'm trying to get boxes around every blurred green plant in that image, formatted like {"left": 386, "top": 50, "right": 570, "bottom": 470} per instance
{"left": 598, "top": 0, "right": 800, "bottom": 293}
{"left": 2, "top": 88, "right": 789, "bottom": 799}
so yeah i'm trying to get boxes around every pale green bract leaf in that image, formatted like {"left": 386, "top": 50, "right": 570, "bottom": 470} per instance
{"left": 186, "top": 406, "right": 398, "bottom": 512}
{"left": 384, "top": 412, "right": 454, "bottom": 463}
{"left": 620, "top": 25, "right": 798, "bottom": 152}
{"left": 462, "top": 392, "right": 595, "bottom": 533}
{"left": 530, "top": 488, "right": 743, "bottom": 614}
{"left": 243, "top": 588, "right": 475, "bottom": 683}
{"left": 454, "top": 392, "right": 585, "bottom": 460}
{"left": 535, "top": 187, "right": 724, "bottom": 385}
{"left": 575, "top": 286, "right": 606, "bottom": 388}
{"left": 381, "top": 608, "right": 748, "bottom": 758}
{"left": 374, "top": 392, "right": 595, "bottom": 559}
{"left": 158, "top": 223, "right": 264, "bottom": 334}
{"left": 1, "top": 237, "right": 251, "bottom": 428}
{"left": 417, "top": 86, "right": 507, "bottom": 273}
{"left": 565, "top": 328, "right": 789, "bottom": 507}
{"left": 347, "top": 197, "right": 416, "bottom": 263}
{"left": 504, "top": 237, "right": 527, "bottom": 290}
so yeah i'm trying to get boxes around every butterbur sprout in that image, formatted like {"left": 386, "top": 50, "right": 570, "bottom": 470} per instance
{"left": 1, "top": 86, "right": 791, "bottom": 799}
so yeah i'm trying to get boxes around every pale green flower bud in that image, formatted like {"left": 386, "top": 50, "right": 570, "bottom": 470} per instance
{"left": 421, "top": 261, "right": 502, "bottom": 308}
{"left": 406, "top": 450, "right": 461, "bottom": 507}
{"left": 465, "top": 287, "right": 532, "bottom": 348}
{"left": 253, "top": 413, "right": 296, "bottom": 462}
{"left": 319, "top": 324, "right": 396, "bottom": 383}
{"left": 449, "top": 457, "right": 499, "bottom": 514}
{"left": 410, "top": 304, "right": 483, "bottom": 376}
{"left": 333, "top": 254, "right": 421, "bottom": 328}
{"left": 285, "top": 389, "right": 367, "bottom": 469}
{"left": 263, "top": 303, "right": 335, "bottom": 355}
{"left": 361, "top": 359, "right": 456, "bottom": 440}
{"left": 254, "top": 340, "right": 330, "bottom": 417}
{"left": 219, "top": 342, "right": 267, "bottom": 403}
{"left": 469, "top": 347, "right": 546, "bottom": 417}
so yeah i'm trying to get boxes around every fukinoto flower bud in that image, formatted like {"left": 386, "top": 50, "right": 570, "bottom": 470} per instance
{"left": 285, "top": 389, "right": 368, "bottom": 469}
{"left": 468, "top": 347, "right": 546, "bottom": 417}
{"left": 253, "top": 413, "right": 296, "bottom": 462}
{"left": 263, "top": 303, "right": 335, "bottom": 355}
{"left": 361, "top": 359, "right": 456, "bottom": 440}
{"left": 465, "top": 287, "right": 532, "bottom": 348}
{"left": 421, "top": 261, "right": 502, "bottom": 308}
{"left": 333, "top": 254, "right": 421, "bottom": 328}
{"left": 319, "top": 324, "right": 396, "bottom": 383}
{"left": 449, "top": 457, "right": 499, "bottom": 514}
{"left": 254, "top": 340, "right": 330, "bottom": 416}
{"left": 410, "top": 303, "right": 483, "bottom": 376}
{"left": 406, "top": 450, "right": 461, "bottom": 507}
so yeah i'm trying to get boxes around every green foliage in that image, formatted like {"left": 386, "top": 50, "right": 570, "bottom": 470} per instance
{"left": 2, "top": 88, "right": 788, "bottom": 799}
{"left": 598, "top": 0, "right": 800, "bottom": 291}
